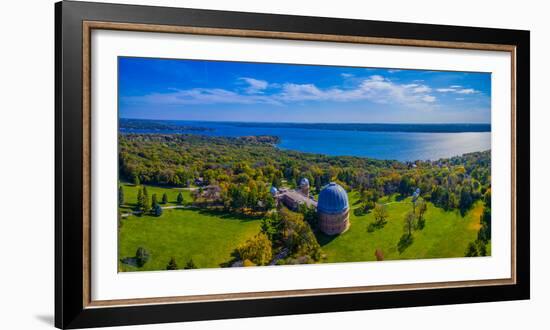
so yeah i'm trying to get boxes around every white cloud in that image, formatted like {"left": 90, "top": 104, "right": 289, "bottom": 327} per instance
{"left": 411, "top": 85, "right": 432, "bottom": 93}
{"left": 455, "top": 88, "right": 477, "bottom": 94}
{"left": 436, "top": 88, "right": 456, "bottom": 93}
{"left": 340, "top": 73, "right": 354, "bottom": 78}
{"left": 123, "top": 88, "right": 281, "bottom": 106}
{"left": 388, "top": 69, "right": 402, "bottom": 73}
{"left": 239, "top": 77, "right": 268, "bottom": 94}
{"left": 125, "top": 75, "right": 438, "bottom": 108}
{"left": 422, "top": 95, "right": 436, "bottom": 103}
{"left": 436, "top": 86, "right": 479, "bottom": 94}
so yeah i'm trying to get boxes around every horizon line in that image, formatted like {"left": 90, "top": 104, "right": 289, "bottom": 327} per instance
{"left": 119, "top": 117, "right": 491, "bottom": 125}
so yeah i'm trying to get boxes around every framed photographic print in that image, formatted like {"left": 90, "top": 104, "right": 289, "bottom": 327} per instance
{"left": 55, "top": 1, "right": 530, "bottom": 328}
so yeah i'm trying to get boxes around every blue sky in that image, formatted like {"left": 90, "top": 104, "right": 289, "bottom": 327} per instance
{"left": 119, "top": 57, "right": 491, "bottom": 123}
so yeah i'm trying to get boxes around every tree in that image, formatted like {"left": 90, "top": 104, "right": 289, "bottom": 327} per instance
{"left": 151, "top": 193, "right": 158, "bottom": 207}
{"left": 162, "top": 193, "right": 168, "bottom": 204}
{"left": 184, "top": 259, "right": 197, "bottom": 269}
{"left": 465, "top": 242, "right": 479, "bottom": 257}
{"left": 135, "top": 247, "right": 150, "bottom": 267}
{"left": 459, "top": 186, "right": 473, "bottom": 215}
{"left": 166, "top": 257, "right": 178, "bottom": 270}
{"left": 177, "top": 192, "right": 184, "bottom": 205}
{"left": 264, "top": 194, "right": 276, "bottom": 210}
{"left": 133, "top": 174, "right": 140, "bottom": 186}
{"left": 236, "top": 233, "right": 273, "bottom": 266}
{"left": 404, "top": 211, "right": 415, "bottom": 237}
{"left": 136, "top": 188, "right": 144, "bottom": 211}
{"left": 278, "top": 208, "right": 321, "bottom": 261}
{"left": 399, "top": 176, "right": 414, "bottom": 197}
{"left": 373, "top": 203, "right": 388, "bottom": 226}
{"left": 141, "top": 187, "right": 151, "bottom": 213}
{"left": 153, "top": 204, "right": 163, "bottom": 217}
{"left": 118, "top": 185, "right": 124, "bottom": 206}
{"left": 416, "top": 199, "right": 428, "bottom": 229}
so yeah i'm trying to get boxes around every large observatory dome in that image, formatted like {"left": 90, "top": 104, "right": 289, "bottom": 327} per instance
{"left": 318, "top": 183, "right": 349, "bottom": 215}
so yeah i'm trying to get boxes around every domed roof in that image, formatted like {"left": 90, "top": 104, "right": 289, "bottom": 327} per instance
{"left": 299, "top": 177, "right": 310, "bottom": 187}
{"left": 318, "top": 182, "right": 349, "bottom": 214}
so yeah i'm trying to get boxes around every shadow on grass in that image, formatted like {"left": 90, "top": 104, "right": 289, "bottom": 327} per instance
{"left": 120, "top": 257, "right": 139, "bottom": 267}
{"left": 397, "top": 234, "right": 414, "bottom": 254}
{"left": 315, "top": 232, "right": 339, "bottom": 247}
{"left": 367, "top": 220, "right": 387, "bottom": 233}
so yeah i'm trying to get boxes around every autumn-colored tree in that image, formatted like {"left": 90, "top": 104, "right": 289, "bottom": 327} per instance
{"left": 373, "top": 203, "right": 389, "bottom": 226}
{"left": 236, "top": 232, "right": 273, "bottom": 266}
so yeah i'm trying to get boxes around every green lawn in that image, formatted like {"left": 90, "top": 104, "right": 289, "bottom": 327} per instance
{"left": 119, "top": 183, "right": 193, "bottom": 213}
{"left": 119, "top": 184, "right": 487, "bottom": 271}
{"left": 118, "top": 208, "right": 262, "bottom": 271}
{"left": 318, "top": 191, "right": 485, "bottom": 263}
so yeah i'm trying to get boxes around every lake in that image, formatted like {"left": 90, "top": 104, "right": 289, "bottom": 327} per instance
{"left": 119, "top": 120, "right": 491, "bottom": 162}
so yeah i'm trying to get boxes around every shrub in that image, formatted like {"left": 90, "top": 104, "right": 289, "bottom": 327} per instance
{"left": 374, "top": 249, "right": 384, "bottom": 261}
{"left": 153, "top": 204, "right": 163, "bottom": 217}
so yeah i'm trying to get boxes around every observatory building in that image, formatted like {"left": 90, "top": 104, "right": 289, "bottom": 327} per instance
{"left": 317, "top": 182, "right": 350, "bottom": 235}
{"left": 272, "top": 177, "right": 317, "bottom": 211}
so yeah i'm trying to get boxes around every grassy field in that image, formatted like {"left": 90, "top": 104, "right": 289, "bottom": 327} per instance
{"left": 318, "top": 191, "right": 486, "bottom": 263}
{"left": 118, "top": 184, "right": 487, "bottom": 271}
{"left": 119, "top": 183, "right": 193, "bottom": 213}
{"left": 119, "top": 208, "right": 262, "bottom": 271}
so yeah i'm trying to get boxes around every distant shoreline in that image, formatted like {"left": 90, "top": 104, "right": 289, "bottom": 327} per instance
{"left": 120, "top": 118, "right": 491, "bottom": 134}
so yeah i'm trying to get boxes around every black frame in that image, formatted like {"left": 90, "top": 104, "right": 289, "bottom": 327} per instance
{"left": 55, "top": 1, "right": 530, "bottom": 328}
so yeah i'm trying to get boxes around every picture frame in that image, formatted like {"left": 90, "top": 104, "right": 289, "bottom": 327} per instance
{"left": 55, "top": 0, "right": 530, "bottom": 328}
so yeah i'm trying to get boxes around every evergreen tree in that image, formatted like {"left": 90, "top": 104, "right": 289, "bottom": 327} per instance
{"left": 118, "top": 185, "right": 124, "bottom": 206}
{"left": 184, "top": 259, "right": 197, "bottom": 269}
{"left": 136, "top": 188, "right": 144, "bottom": 211}
{"left": 133, "top": 175, "right": 140, "bottom": 186}
{"left": 135, "top": 247, "right": 150, "bottom": 267}
{"left": 166, "top": 257, "right": 178, "bottom": 270}
{"left": 142, "top": 187, "right": 151, "bottom": 213}
{"left": 162, "top": 193, "right": 168, "bottom": 204}
{"left": 151, "top": 193, "right": 158, "bottom": 207}
{"left": 177, "top": 192, "right": 184, "bottom": 205}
